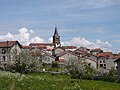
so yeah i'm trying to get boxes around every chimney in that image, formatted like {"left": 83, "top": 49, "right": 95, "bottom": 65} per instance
{"left": 7, "top": 41, "right": 9, "bottom": 46}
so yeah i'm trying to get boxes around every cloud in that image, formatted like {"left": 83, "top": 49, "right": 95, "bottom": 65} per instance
{"left": 30, "top": 36, "right": 44, "bottom": 43}
{"left": 30, "top": 30, "right": 34, "bottom": 34}
{"left": 0, "top": 27, "right": 44, "bottom": 45}
{"left": 0, "top": 33, "right": 14, "bottom": 41}
{"left": 48, "top": 37, "right": 53, "bottom": 43}
{"left": 62, "top": 37, "right": 112, "bottom": 51}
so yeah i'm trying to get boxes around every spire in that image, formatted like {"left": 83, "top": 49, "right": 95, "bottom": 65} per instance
{"left": 54, "top": 27, "right": 59, "bottom": 36}
{"left": 53, "top": 27, "right": 61, "bottom": 48}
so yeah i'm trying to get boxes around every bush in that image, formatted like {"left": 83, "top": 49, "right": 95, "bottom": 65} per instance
{"left": 108, "top": 67, "right": 117, "bottom": 82}
{"left": 66, "top": 60, "right": 118, "bottom": 83}
{"left": 117, "top": 77, "right": 120, "bottom": 83}
{"left": 83, "top": 65, "right": 96, "bottom": 80}
{"left": 52, "top": 61, "right": 59, "bottom": 68}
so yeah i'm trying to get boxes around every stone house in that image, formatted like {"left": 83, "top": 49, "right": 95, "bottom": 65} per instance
{"left": 105, "top": 58, "right": 116, "bottom": 70}
{"left": 0, "top": 41, "right": 22, "bottom": 66}
{"left": 52, "top": 47, "right": 65, "bottom": 56}
{"left": 56, "top": 51, "right": 79, "bottom": 64}
{"left": 97, "top": 52, "right": 114, "bottom": 70}
{"left": 42, "top": 54, "right": 55, "bottom": 64}
{"left": 114, "top": 58, "right": 120, "bottom": 78}
{"left": 91, "top": 48, "right": 103, "bottom": 55}
{"left": 84, "top": 53, "right": 97, "bottom": 68}
{"left": 97, "top": 56, "right": 106, "bottom": 69}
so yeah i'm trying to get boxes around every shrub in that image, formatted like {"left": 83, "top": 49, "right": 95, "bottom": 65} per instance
{"left": 83, "top": 65, "right": 96, "bottom": 80}
{"left": 52, "top": 61, "right": 59, "bottom": 68}
{"left": 108, "top": 67, "right": 117, "bottom": 82}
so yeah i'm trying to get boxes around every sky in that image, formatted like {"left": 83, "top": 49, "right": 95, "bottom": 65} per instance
{"left": 0, "top": 0, "right": 120, "bottom": 53}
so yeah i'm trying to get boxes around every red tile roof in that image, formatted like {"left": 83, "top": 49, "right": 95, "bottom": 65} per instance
{"left": 62, "top": 46, "right": 77, "bottom": 49}
{"left": 112, "top": 55, "right": 120, "bottom": 59}
{"left": 36, "top": 45, "right": 47, "bottom": 49}
{"left": 22, "top": 46, "right": 30, "bottom": 49}
{"left": 29, "top": 43, "right": 54, "bottom": 46}
{"left": 96, "top": 52, "right": 112, "bottom": 57}
{"left": 74, "top": 49, "right": 87, "bottom": 54}
{"left": 91, "top": 48, "right": 102, "bottom": 52}
{"left": 0, "top": 41, "right": 21, "bottom": 48}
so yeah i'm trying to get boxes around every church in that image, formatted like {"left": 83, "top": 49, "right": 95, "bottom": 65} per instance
{"left": 29, "top": 27, "right": 61, "bottom": 50}
{"left": 29, "top": 27, "right": 77, "bottom": 51}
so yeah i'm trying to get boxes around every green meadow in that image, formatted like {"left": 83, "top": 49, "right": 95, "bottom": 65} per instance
{"left": 0, "top": 71, "right": 120, "bottom": 90}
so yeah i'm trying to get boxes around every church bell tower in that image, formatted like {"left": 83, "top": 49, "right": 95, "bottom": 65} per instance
{"left": 53, "top": 27, "right": 60, "bottom": 48}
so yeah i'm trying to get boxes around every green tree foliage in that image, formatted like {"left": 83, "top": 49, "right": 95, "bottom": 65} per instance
{"left": 52, "top": 61, "right": 59, "bottom": 68}
{"left": 83, "top": 65, "right": 96, "bottom": 80}
{"left": 108, "top": 67, "right": 117, "bottom": 82}
{"left": 11, "top": 50, "right": 42, "bottom": 74}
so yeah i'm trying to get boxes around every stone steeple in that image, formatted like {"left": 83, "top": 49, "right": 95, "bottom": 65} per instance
{"left": 54, "top": 27, "right": 59, "bottom": 36}
{"left": 53, "top": 27, "right": 60, "bottom": 47}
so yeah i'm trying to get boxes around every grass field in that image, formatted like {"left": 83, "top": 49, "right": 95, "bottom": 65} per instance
{"left": 0, "top": 71, "right": 120, "bottom": 90}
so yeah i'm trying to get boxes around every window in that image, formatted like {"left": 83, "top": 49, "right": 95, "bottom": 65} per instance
{"left": 103, "top": 61, "right": 105, "bottom": 63}
{"left": 100, "top": 64, "right": 103, "bottom": 67}
{"left": 100, "top": 61, "right": 102, "bottom": 63}
{"left": 87, "top": 55, "right": 90, "bottom": 57}
{"left": 3, "top": 56, "right": 6, "bottom": 61}
{"left": 104, "top": 64, "right": 106, "bottom": 66}
{"left": 104, "top": 67, "right": 106, "bottom": 69}
{"left": 88, "top": 63, "right": 91, "bottom": 67}
{"left": 2, "top": 49, "right": 6, "bottom": 54}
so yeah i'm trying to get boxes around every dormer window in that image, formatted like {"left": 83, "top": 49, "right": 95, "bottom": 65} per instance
{"left": 2, "top": 49, "right": 6, "bottom": 54}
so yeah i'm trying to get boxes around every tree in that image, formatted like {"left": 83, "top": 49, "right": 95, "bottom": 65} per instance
{"left": 11, "top": 49, "right": 42, "bottom": 74}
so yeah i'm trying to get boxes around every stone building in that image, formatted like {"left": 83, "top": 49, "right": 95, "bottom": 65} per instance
{"left": 114, "top": 58, "right": 120, "bottom": 78}
{"left": 0, "top": 41, "right": 22, "bottom": 66}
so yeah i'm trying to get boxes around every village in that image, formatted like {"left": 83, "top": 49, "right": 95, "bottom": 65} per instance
{"left": 0, "top": 0, "right": 120, "bottom": 89}
{"left": 0, "top": 27, "right": 120, "bottom": 78}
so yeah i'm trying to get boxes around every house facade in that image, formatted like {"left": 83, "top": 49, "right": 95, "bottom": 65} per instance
{"left": 57, "top": 51, "right": 79, "bottom": 64}
{"left": 84, "top": 53, "right": 97, "bottom": 68}
{"left": 0, "top": 41, "right": 22, "bottom": 66}
{"left": 52, "top": 47, "right": 65, "bottom": 56}
{"left": 114, "top": 58, "right": 120, "bottom": 78}
{"left": 42, "top": 54, "right": 55, "bottom": 64}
